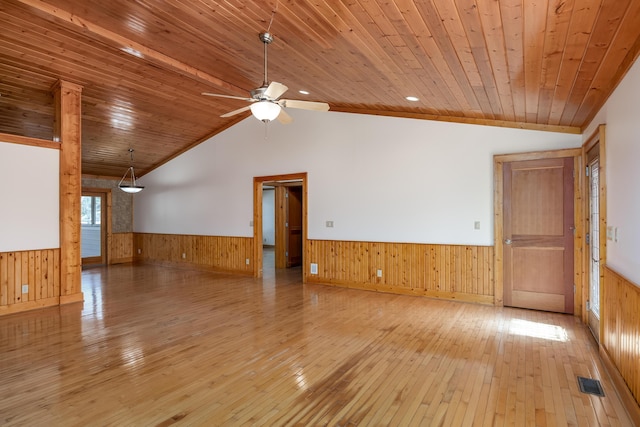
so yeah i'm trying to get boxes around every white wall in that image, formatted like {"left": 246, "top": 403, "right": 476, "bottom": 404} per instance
{"left": 583, "top": 56, "right": 640, "bottom": 285}
{"left": 262, "top": 188, "right": 275, "bottom": 245}
{"left": 134, "top": 110, "right": 581, "bottom": 246}
{"left": 0, "top": 142, "right": 59, "bottom": 252}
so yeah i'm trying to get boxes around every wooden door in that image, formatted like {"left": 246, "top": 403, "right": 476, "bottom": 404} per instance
{"left": 274, "top": 186, "right": 287, "bottom": 269}
{"left": 286, "top": 186, "right": 303, "bottom": 268}
{"left": 503, "top": 157, "right": 574, "bottom": 313}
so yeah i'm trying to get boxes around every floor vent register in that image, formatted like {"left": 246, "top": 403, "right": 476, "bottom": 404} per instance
{"left": 577, "top": 376, "right": 605, "bottom": 397}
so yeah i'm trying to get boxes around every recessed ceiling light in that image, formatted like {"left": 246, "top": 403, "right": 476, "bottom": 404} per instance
{"left": 299, "top": 90, "right": 310, "bottom": 95}
{"left": 406, "top": 96, "right": 419, "bottom": 102}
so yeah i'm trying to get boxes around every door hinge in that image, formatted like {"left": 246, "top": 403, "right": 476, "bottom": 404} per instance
{"left": 585, "top": 166, "right": 590, "bottom": 177}
{"left": 285, "top": 222, "right": 289, "bottom": 227}
{"left": 285, "top": 192, "right": 288, "bottom": 198}
{"left": 285, "top": 251, "right": 288, "bottom": 257}
{"left": 586, "top": 232, "right": 590, "bottom": 245}
{"left": 586, "top": 299, "right": 590, "bottom": 310}
{"left": 574, "top": 284, "right": 577, "bottom": 294}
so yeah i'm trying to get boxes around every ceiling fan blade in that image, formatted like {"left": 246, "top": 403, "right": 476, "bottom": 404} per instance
{"left": 277, "top": 108, "right": 293, "bottom": 124}
{"left": 202, "top": 92, "right": 253, "bottom": 102}
{"left": 282, "top": 99, "right": 330, "bottom": 111}
{"left": 264, "top": 81, "right": 288, "bottom": 100}
{"left": 221, "top": 105, "right": 252, "bottom": 118}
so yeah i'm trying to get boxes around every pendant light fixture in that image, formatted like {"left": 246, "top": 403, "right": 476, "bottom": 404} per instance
{"left": 118, "top": 148, "right": 145, "bottom": 194}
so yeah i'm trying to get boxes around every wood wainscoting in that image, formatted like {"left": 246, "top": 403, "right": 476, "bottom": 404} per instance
{"left": 306, "top": 240, "right": 494, "bottom": 304}
{"left": 0, "top": 249, "right": 61, "bottom": 315}
{"left": 134, "top": 233, "right": 253, "bottom": 274}
{"left": 109, "top": 232, "right": 134, "bottom": 264}
{"left": 602, "top": 266, "right": 640, "bottom": 414}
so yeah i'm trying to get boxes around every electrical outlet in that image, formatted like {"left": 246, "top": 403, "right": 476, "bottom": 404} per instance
{"left": 326, "top": 220, "right": 334, "bottom": 228}
{"left": 376, "top": 269, "right": 383, "bottom": 278}
{"left": 310, "top": 263, "right": 318, "bottom": 275}
{"left": 137, "top": 248, "right": 141, "bottom": 254}
{"left": 21, "top": 284, "right": 28, "bottom": 294}
{"left": 245, "top": 258, "right": 250, "bottom": 265}
{"left": 182, "top": 253, "right": 186, "bottom": 259}
{"left": 474, "top": 221, "right": 480, "bottom": 230}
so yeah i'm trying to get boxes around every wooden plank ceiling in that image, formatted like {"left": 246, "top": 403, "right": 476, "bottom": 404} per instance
{"left": 1, "top": 0, "right": 639, "bottom": 177}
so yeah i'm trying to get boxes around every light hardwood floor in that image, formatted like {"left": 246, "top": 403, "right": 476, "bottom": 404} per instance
{"left": 0, "top": 256, "right": 633, "bottom": 426}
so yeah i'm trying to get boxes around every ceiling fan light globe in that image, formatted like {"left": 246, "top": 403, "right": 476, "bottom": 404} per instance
{"left": 250, "top": 101, "right": 281, "bottom": 122}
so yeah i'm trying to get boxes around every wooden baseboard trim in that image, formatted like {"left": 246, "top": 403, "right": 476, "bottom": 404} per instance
{"left": 60, "top": 292, "right": 84, "bottom": 305}
{"left": 136, "top": 259, "right": 252, "bottom": 276}
{"left": 0, "top": 297, "right": 60, "bottom": 316}
{"left": 306, "top": 277, "right": 495, "bottom": 305}
{"left": 110, "top": 257, "right": 133, "bottom": 264}
{"left": 600, "top": 344, "right": 640, "bottom": 425}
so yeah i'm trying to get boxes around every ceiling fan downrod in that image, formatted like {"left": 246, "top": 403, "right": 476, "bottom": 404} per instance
{"left": 259, "top": 32, "right": 273, "bottom": 88}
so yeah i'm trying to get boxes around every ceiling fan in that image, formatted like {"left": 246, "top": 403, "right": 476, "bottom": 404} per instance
{"left": 202, "top": 32, "right": 329, "bottom": 124}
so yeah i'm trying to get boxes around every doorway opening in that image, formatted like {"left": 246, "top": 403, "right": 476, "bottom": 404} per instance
{"left": 253, "top": 173, "right": 307, "bottom": 279}
{"left": 81, "top": 188, "right": 112, "bottom": 267}
{"left": 262, "top": 185, "right": 276, "bottom": 273}
{"left": 81, "top": 192, "right": 105, "bottom": 265}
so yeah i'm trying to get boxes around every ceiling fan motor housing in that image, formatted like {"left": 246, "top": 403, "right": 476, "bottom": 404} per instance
{"left": 250, "top": 86, "right": 269, "bottom": 100}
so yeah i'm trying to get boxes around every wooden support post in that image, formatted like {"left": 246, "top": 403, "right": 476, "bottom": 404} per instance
{"left": 53, "top": 80, "right": 84, "bottom": 305}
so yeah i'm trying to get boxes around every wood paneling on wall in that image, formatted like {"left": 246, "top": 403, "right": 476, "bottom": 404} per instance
{"left": 603, "top": 266, "right": 640, "bottom": 408}
{"left": 0, "top": 249, "right": 61, "bottom": 315}
{"left": 305, "top": 240, "right": 494, "bottom": 304}
{"left": 134, "top": 233, "right": 253, "bottom": 274}
{"left": 109, "top": 232, "right": 133, "bottom": 264}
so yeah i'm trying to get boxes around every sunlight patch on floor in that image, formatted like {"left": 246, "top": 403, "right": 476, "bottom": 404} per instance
{"left": 509, "top": 319, "right": 569, "bottom": 342}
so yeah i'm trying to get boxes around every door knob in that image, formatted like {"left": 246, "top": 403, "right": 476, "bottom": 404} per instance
{"left": 504, "top": 239, "right": 512, "bottom": 245}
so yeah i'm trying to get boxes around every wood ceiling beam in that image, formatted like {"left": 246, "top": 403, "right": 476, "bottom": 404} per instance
{"left": 330, "top": 106, "right": 582, "bottom": 134}
{"left": 16, "top": 0, "right": 246, "bottom": 96}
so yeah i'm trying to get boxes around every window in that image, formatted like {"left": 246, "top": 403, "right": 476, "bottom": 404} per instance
{"left": 81, "top": 196, "right": 101, "bottom": 225}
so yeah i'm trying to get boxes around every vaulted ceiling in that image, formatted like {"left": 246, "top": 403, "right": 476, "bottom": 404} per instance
{"left": 1, "top": 0, "right": 639, "bottom": 177}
